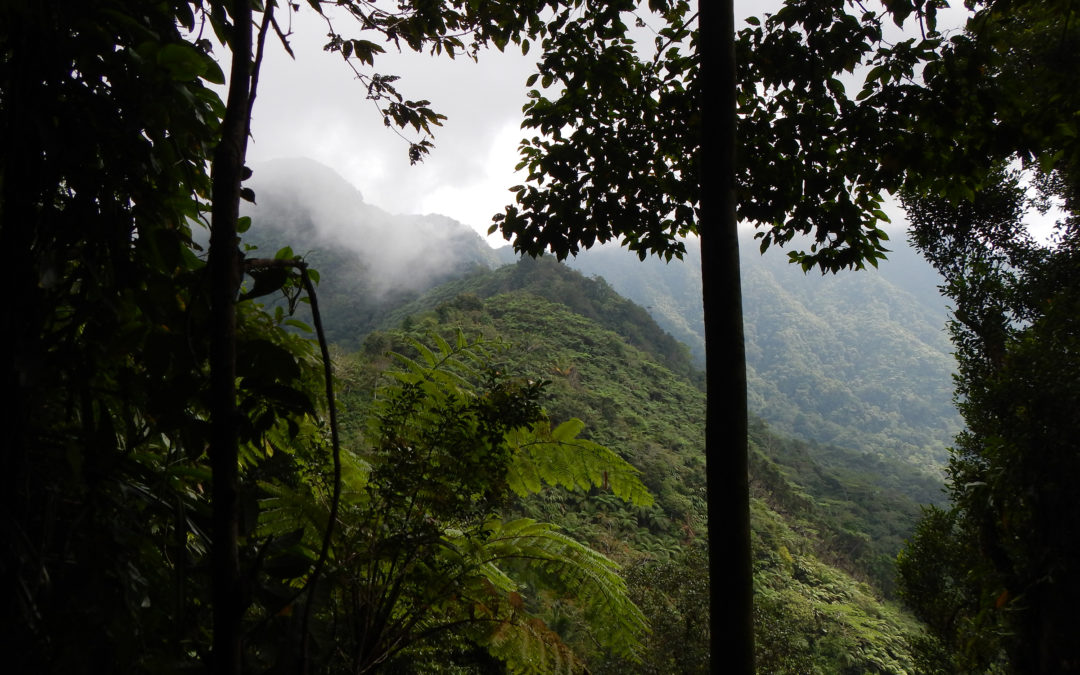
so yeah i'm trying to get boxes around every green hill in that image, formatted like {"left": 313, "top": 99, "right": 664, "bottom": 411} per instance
{"left": 243, "top": 158, "right": 959, "bottom": 473}
{"left": 239, "top": 157, "right": 503, "bottom": 349}
{"left": 376, "top": 255, "right": 698, "bottom": 380}
{"left": 240, "top": 158, "right": 951, "bottom": 670}
{"left": 568, "top": 236, "right": 960, "bottom": 468}
{"left": 338, "top": 279, "right": 936, "bottom": 673}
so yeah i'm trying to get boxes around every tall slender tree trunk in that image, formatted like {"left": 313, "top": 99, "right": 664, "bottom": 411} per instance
{"left": 1, "top": 14, "right": 46, "bottom": 629}
{"left": 698, "top": 2, "right": 754, "bottom": 673}
{"left": 208, "top": 2, "right": 252, "bottom": 673}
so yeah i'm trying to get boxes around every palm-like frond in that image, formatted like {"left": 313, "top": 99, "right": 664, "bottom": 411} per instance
{"left": 388, "top": 517, "right": 645, "bottom": 673}
{"left": 471, "top": 518, "right": 648, "bottom": 663}
{"left": 506, "top": 419, "right": 654, "bottom": 507}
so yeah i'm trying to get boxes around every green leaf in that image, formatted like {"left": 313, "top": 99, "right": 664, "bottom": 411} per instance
{"left": 156, "top": 43, "right": 208, "bottom": 81}
{"left": 506, "top": 420, "right": 653, "bottom": 507}
{"left": 551, "top": 418, "right": 585, "bottom": 442}
{"left": 284, "top": 318, "right": 312, "bottom": 332}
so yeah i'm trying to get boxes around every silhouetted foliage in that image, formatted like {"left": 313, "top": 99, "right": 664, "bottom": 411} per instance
{"left": 901, "top": 169, "right": 1080, "bottom": 673}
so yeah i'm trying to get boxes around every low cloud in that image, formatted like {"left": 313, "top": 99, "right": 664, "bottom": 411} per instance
{"left": 243, "top": 157, "right": 499, "bottom": 295}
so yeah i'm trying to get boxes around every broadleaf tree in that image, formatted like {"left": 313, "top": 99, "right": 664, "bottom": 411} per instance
{"left": 900, "top": 167, "right": 1080, "bottom": 674}
{"left": 888, "top": 2, "right": 1080, "bottom": 671}
{"left": 893, "top": 5, "right": 1080, "bottom": 668}
{"left": 2, "top": 2, "right": 227, "bottom": 671}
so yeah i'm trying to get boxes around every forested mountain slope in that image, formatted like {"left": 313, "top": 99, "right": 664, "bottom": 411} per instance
{"left": 568, "top": 237, "right": 960, "bottom": 468}
{"left": 245, "top": 158, "right": 959, "bottom": 469}
{"left": 237, "top": 159, "right": 951, "bottom": 671}
{"left": 345, "top": 285, "right": 935, "bottom": 672}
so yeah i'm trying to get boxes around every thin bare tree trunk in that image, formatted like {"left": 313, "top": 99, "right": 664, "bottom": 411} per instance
{"left": 699, "top": 1, "right": 754, "bottom": 672}
{"left": 208, "top": 1, "right": 252, "bottom": 673}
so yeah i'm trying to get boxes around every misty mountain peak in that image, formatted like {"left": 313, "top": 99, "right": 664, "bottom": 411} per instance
{"left": 243, "top": 156, "right": 501, "bottom": 294}
{"left": 251, "top": 156, "right": 365, "bottom": 207}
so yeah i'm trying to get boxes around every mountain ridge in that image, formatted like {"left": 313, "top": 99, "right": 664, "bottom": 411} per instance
{"left": 243, "top": 157, "right": 959, "bottom": 468}
{"left": 341, "top": 284, "right": 936, "bottom": 672}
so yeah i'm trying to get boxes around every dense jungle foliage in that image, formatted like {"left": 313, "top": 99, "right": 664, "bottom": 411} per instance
{"left": 337, "top": 272, "right": 938, "bottom": 673}
{"left": 6, "top": 0, "right": 1079, "bottom": 673}
{"left": 242, "top": 161, "right": 960, "bottom": 472}
{"left": 897, "top": 169, "right": 1080, "bottom": 673}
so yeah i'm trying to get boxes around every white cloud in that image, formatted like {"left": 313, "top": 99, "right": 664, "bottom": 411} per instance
{"left": 417, "top": 121, "right": 525, "bottom": 242}
{"left": 244, "top": 4, "right": 534, "bottom": 239}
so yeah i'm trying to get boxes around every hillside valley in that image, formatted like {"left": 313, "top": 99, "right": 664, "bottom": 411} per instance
{"left": 567, "top": 236, "right": 959, "bottom": 468}
{"left": 244, "top": 158, "right": 959, "bottom": 471}
{"left": 234, "top": 158, "right": 961, "bottom": 671}
{"left": 333, "top": 286, "right": 937, "bottom": 672}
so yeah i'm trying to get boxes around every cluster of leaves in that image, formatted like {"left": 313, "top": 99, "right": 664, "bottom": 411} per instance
{"left": 2, "top": 2, "right": 227, "bottom": 669}
{"left": 492, "top": 0, "right": 949, "bottom": 272}
{"left": 486, "top": 0, "right": 1079, "bottom": 295}
{"left": 494, "top": 0, "right": 699, "bottom": 261}
{"left": 736, "top": 1, "right": 902, "bottom": 271}
{"left": 898, "top": 164, "right": 1080, "bottom": 673}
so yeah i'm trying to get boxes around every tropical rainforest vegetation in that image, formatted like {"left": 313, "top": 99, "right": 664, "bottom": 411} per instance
{"left": 337, "top": 267, "right": 937, "bottom": 673}
{"left": 897, "top": 169, "right": 1080, "bottom": 673}
{"left": 3, "top": 0, "right": 1079, "bottom": 673}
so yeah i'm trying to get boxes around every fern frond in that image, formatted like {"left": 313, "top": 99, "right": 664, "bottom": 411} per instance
{"left": 384, "top": 348, "right": 477, "bottom": 398}
{"left": 431, "top": 332, "right": 453, "bottom": 359}
{"left": 317, "top": 333, "right": 650, "bottom": 672}
{"left": 471, "top": 615, "right": 583, "bottom": 675}
{"left": 477, "top": 518, "right": 649, "bottom": 663}
{"left": 432, "top": 550, "right": 584, "bottom": 675}
{"left": 257, "top": 450, "right": 370, "bottom": 551}
{"left": 506, "top": 420, "right": 654, "bottom": 507}
{"left": 257, "top": 481, "right": 325, "bottom": 550}
{"left": 413, "top": 337, "right": 439, "bottom": 366}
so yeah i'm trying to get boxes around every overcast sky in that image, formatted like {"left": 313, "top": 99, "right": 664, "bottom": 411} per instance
{"left": 243, "top": 2, "right": 977, "bottom": 244}
{"left": 246, "top": 5, "right": 553, "bottom": 242}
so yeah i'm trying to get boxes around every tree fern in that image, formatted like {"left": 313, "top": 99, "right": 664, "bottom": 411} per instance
{"left": 262, "top": 332, "right": 652, "bottom": 672}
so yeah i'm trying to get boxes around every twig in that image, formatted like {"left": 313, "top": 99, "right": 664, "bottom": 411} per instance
{"left": 296, "top": 261, "right": 343, "bottom": 675}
